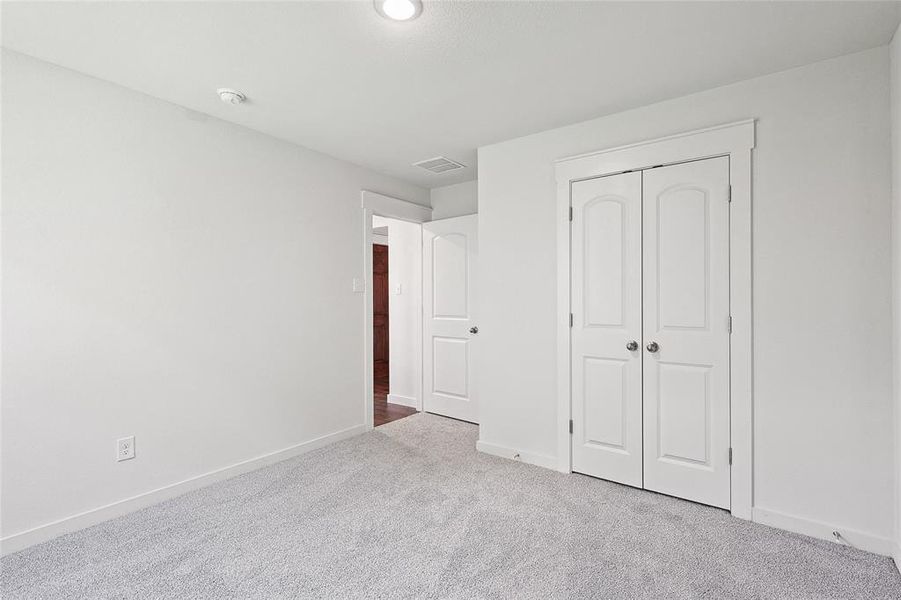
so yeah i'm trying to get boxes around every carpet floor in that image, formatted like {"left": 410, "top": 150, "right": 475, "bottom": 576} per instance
{"left": 3, "top": 413, "right": 900, "bottom": 599}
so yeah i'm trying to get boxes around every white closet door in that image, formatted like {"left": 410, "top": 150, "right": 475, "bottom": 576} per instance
{"left": 570, "top": 172, "right": 643, "bottom": 487}
{"left": 422, "top": 215, "right": 479, "bottom": 423}
{"left": 642, "top": 157, "right": 731, "bottom": 509}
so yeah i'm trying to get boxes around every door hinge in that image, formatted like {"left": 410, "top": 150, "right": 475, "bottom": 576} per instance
{"left": 728, "top": 447, "right": 733, "bottom": 465}
{"left": 570, "top": 313, "right": 574, "bottom": 327}
{"left": 569, "top": 206, "right": 573, "bottom": 222}
{"left": 569, "top": 419, "right": 574, "bottom": 434}
{"left": 728, "top": 316, "right": 733, "bottom": 334}
{"left": 727, "top": 185, "right": 732, "bottom": 203}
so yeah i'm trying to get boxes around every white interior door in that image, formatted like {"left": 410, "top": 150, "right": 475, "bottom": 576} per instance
{"left": 642, "top": 157, "right": 731, "bottom": 509}
{"left": 570, "top": 172, "right": 643, "bottom": 487}
{"left": 422, "top": 215, "right": 478, "bottom": 423}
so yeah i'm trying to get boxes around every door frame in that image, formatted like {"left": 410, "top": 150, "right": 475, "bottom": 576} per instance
{"left": 361, "top": 190, "right": 432, "bottom": 430}
{"left": 554, "top": 120, "right": 755, "bottom": 520}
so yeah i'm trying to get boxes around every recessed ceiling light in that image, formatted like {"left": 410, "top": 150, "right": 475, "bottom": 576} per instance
{"left": 374, "top": 0, "right": 422, "bottom": 21}
{"left": 217, "top": 88, "right": 246, "bottom": 105}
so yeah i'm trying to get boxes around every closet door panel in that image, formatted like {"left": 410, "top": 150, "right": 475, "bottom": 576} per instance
{"left": 571, "top": 171, "right": 643, "bottom": 487}
{"left": 642, "top": 157, "right": 731, "bottom": 509}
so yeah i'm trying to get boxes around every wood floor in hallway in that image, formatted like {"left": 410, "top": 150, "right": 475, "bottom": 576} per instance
{"left": 374, "top": 376, "right": 417, "bottom": 427}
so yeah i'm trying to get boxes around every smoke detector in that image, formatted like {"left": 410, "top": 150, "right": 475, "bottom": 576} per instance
{"left": 217, "top": 88, "right": 246, "bottom": 105}
{"left": 412, "top": 156, "right": 466, "bottom": 174}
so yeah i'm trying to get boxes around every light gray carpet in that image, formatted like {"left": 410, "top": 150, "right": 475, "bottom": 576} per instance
{"left": 3, "top": 413, "right": 900, "bottom": 599}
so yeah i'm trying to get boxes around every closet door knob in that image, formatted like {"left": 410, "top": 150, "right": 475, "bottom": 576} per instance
{"left": 469, "top": 326, "right": 479, "bottom": 334}
{"left": 646, "top": 341, "right": 660, "bottom": 353}
{"left": 626, "top": 340, "right": 639, "bottom": 351}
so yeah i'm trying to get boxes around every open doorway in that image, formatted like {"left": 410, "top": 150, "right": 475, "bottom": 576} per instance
{"left": 361, "top": 190, "right": 431, "bottom": 430}
{"left": 370, "top": 214, "right": 420, "bottom": 427}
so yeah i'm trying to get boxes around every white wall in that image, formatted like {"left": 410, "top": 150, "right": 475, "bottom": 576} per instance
{"left": 478, "top": 48, "right": 894, "bottom": 551}
{"left": 1, "top": 51, "right": 429, "bottom": 549}
{"left": 372, "top": 229, "right": 389, "bottom": 246}
{"left": 371, "top": 216, "right": 422, "bottom": 408}
{"left": 429, "top": 180, "right": 478, "bottom": 220}
{"left": 891, "top": 23, "right": 901, "bottom": 565}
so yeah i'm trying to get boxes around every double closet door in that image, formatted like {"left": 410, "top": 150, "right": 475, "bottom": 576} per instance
{"left": 570, "top": 156, "right": 731, "bottom": 510}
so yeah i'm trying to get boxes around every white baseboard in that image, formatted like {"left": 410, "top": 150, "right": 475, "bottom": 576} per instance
{"left": 1, "top": 424, "right": 366, "bottom": 556}
{"left": 476, "top": 439, "right": 558, "bottom": 470}
{"left": 387, "top": 393, "right": 418, "bottom": 409}
{"left": 751, "top": 507, "right": 894, "bottom": 556}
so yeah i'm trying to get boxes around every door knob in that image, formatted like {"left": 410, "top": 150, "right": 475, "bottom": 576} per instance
{"left": 469, "top": 326, "right": 479, "bottom": 334}
{"left": 646, "top": 341, "right": 659, "bottom": 353}
{"left": 626, "top": 340, "right": 639, "bottom": 351}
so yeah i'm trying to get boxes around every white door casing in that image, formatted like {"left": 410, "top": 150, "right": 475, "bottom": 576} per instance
{"left": 423, "top": 215, "right": 479, "bottom": 423}
{"left": 570, "top": 172, "right": 643, "bottom": 487}
{"left": 361, "top": 191, "right": 433, "bottom": 430}
{"left": 642, "top": 157, "right": 731, "bottom": 509}
{"left": 555, "top": 120, "right": 754, "bottom": 519}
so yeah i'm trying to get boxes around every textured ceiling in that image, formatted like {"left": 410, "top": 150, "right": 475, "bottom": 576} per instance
{"left": 3, "top": 1, "right": 900, "bottom": 188}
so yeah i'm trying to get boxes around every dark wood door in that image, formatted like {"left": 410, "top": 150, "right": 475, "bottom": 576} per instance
{"left": 373, "top": 244, "right": 389, "bottom": 383}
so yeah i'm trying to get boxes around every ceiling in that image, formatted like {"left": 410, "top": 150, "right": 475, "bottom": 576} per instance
{"left": 3, "top": 1, "right": 900, "bottom": 188}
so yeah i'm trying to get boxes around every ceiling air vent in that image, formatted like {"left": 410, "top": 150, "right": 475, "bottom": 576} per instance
{"left": 412, "top": 156, "right": 466, "bottom": 174}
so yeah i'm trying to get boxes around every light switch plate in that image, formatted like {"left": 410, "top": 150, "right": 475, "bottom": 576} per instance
{"left": 352, "top": 278, "right": 364, "bottom": 293}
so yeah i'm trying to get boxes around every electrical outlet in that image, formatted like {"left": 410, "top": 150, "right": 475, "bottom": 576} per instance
{"left": 117, "top": 436, "right": 135, "bottom": 462}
